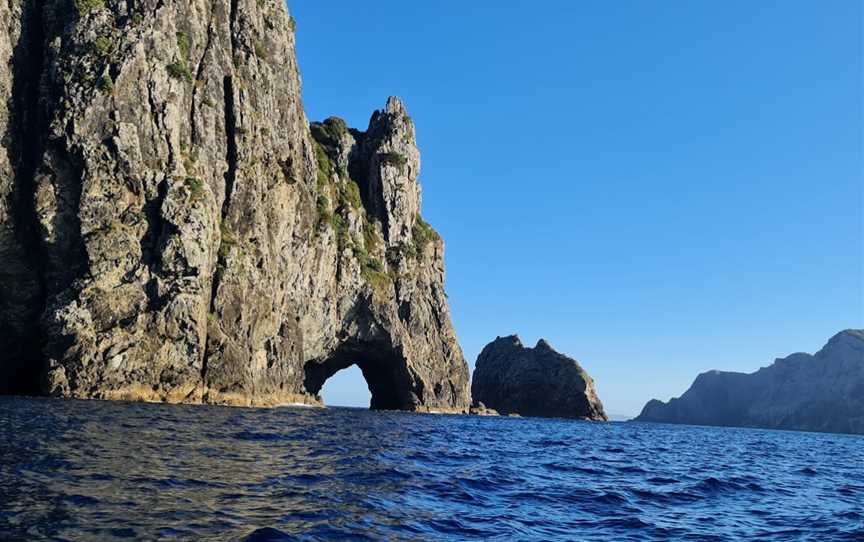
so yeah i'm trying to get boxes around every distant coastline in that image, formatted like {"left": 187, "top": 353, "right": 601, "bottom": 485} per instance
{"left": 635, "top": 330, "right": 863, "bottom": 436}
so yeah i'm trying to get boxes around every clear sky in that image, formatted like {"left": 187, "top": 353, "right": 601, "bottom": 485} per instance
{"left": 289, "top": 0, "right": 863, "bottom": 416}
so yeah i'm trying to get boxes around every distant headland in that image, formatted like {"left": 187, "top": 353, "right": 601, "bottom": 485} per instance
{"left": 636, "top": 330, "right": 864, "bottom": 435}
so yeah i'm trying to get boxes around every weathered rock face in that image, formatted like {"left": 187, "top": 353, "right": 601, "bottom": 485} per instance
{"left": 636, "top": 330, "right": 864, "bottom": 435}
{"left": 0, "top": 0, "right": 470, "bottom": 411}
{"left": 471, "top": 336, "right": 607, "bottom": 420}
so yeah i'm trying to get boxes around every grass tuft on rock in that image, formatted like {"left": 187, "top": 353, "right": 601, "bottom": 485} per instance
{"left": 310, "top": 117, "right": 348, "bottom": 148}
{"left": 360, "top": 256, "right": 390, "bottom": 296}
{"left": 363, "top": 221, "right": 382, "bottom": 253}
{"left": 379, "top": 152, "right": 408, "bottom": 170}
{"left": 254, "top": 40, "right": 269, "bottom": 61}
{"left": 412, "top": 215, "right": 439, "bottom": 255}
{"left": 313, "top": 141, "right": 335, "bottom": 190}
{"left": 94, "top": 36, "right": 113, "bottom": 57}
{"left": 177, "top": 32, "right": 191, "bottom": 61}
{"left": 167, "top": 62, "right": 192, "bottom": 82}
{"left": 219, "top": 222, "right": 237, "bottom": 259}
{"left": 341, "top": 179, "right": 363, "bottom": 210}
{"left": 74, "top": 0, "right": 104, "bottom": 15}
{"left": 97, "top": 74, "right": 114, "bottom": 94}
{"left": 184, "top": 177, "right": 204, "bottom": 199}
{"left": 168, "top": 34, "right": 193, "bottom": 82}
{"left": 315, "top": 195, "right": 331, "bottom": 229}
{"left": 328, "top": 212, "right": 343, "bottom": 233}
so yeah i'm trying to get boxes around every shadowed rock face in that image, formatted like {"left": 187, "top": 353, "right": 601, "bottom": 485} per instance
{"left": 0, "top": 0, "right": 470, "bottom": 411}
{"left": 471, "top": 336, "right": 607, "bottom": 420}
{"left": 636, "top": 330, "right": 864, "bottom": 435}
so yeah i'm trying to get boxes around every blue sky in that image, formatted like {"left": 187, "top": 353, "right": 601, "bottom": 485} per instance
{"left": 289, "top": 0, "right": 863, "bottom": 416}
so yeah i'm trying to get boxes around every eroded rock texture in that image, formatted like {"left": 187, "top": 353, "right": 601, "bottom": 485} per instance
{"left": 471, "top": 336, "right": 607, "bottom": 420}
{"left": 636, "top": 330, "right": 864, "bottom": 435}
{"left": 0, "top": 0, "right": 470, "bottom": 411}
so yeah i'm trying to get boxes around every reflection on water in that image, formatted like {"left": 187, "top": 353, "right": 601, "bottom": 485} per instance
{"left": 0, "top": 396, "right": 862, "bottom": 541}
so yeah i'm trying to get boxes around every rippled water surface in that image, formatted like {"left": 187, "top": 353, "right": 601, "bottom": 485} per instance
{"left": 1, "top": 397, "right": 862, "bottom": 541}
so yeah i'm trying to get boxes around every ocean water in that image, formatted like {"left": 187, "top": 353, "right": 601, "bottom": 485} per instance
{"left": 0, "top": 397, "right": 862, "bottom": 541}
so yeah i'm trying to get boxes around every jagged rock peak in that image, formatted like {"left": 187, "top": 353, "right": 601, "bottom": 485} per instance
{"left": 535, "top": 338, "right": 553, "bottom": 351}
{"left": 385, "top": 96, "right": 407, "bottom": 115}
{"left": 312, "top": 96, "right": 423, "bottom": 247}
{"left": 471, "top": 336, "right": 607, "bottom": 420}
{"left": 0, "top": 0, "right": 470, "bottom": 412}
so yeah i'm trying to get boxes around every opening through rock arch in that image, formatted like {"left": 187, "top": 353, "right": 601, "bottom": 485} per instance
{"left": 303, "top": 339, "right": 418, "bottom": 411}
{"left": 319, "top": 365, "right": 371, "bottom": 407}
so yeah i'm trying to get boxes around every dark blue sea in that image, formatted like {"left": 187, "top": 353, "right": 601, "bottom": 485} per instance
{"left": 0, "top": 397, "right": 862, "bottom": 541}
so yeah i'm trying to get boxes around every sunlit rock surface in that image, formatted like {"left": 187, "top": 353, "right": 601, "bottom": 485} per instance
{"left": 0, "top": 0, "right": 469, "bottom": 411}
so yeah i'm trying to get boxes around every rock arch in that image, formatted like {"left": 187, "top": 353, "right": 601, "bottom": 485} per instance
{"left": 303, "top": 339, "right": 419, "bottom": 411}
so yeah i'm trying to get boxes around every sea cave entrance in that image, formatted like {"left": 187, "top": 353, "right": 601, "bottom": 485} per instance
{"left": 303, "top": 340, "right": 417, "bottom": 411}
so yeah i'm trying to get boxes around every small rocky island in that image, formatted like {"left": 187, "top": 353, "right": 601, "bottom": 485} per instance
{"left": 471, "top": 336, "right": 607, "bottom": 420}
{"left": 636, "top": 330, "right": 864, "bottom": 435}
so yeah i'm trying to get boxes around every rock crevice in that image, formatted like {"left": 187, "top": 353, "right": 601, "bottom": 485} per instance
{"left": 0, "top": 0, "right": 49, "bottom": 394}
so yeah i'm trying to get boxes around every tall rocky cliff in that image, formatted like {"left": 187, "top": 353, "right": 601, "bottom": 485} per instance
{"left": 636, "top": 330, "right": 864, "bottom": 435}
{"left": 0, "top": 0, "right": 470, "bottom": 411}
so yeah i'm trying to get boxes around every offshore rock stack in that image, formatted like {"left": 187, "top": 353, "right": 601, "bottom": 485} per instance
{"left": 472, "top": 336, "right": 607, "bottom": 420}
